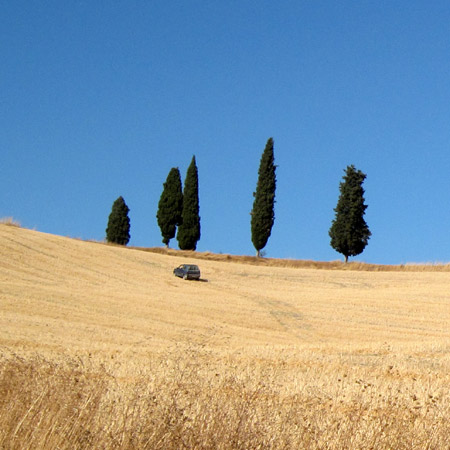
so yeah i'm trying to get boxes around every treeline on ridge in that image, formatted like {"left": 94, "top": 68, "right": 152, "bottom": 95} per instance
{"left": 105, "top": 138, "right": 371, "bottom": 262}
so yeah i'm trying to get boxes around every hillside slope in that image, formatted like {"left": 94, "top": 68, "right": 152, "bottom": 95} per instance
{"left": 1, "top": 224, "right": 450, "bottom": 361}
{"left": 1, "top": 225, "right": 450, "bottom": 449}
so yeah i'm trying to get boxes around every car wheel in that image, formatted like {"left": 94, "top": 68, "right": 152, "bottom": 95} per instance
{"left": 183, "top": 274, "right": 188, "bottom": 280}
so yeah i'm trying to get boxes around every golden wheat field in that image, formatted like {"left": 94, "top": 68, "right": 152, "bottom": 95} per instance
{"left": 1, "top": 223, "right": 449, "bottom": 449}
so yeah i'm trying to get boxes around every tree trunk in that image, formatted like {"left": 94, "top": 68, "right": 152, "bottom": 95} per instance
{"left": 345, "top": 255, "right": 348, "bottom": 263}
{"left": 256, "top": 249, "right": 261, "bottom": 258}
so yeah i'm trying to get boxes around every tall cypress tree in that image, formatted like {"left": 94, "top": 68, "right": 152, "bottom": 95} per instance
{"left": 329, "top": 165, "right": 371, "bottom": 262}
{"left": 106, "top": 196, "right": 131, "bottom": 245}
{"left": 156, "top": 168, "right": 183, "bottom": 247}
{"left": 177, "top": 156, "right": 201, "bottom": 250}
{"left": 251, "top": 137, "right": 277, "bottom": 257}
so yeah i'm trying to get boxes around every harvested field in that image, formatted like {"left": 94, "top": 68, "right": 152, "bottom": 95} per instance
{"left": 1, "top": 225, "right": 449, "bottom": 449}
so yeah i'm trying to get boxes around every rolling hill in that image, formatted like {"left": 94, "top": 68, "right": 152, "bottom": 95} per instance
{"left": 1, "top": 224, "right": 449, "bottom": 449}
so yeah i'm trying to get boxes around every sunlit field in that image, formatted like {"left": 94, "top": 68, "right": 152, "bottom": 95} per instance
{"left": 1, "top": 224, "right": 449, "bottom": 449}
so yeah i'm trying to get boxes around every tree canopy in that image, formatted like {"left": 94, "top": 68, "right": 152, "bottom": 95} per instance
{"left": 156, "top": 167, "right": 183, "bottom": 247}
{"left": 177, "top": 156, "right": 201, "bottom": 250}
{"left": 106, "top": 196, "right": 131, "bottom": 245}
{"left": 329, "top": 165, "right": 371, "bottom": 262}
{"left": 251, "top": 137, "right": 277, "bottom": 257}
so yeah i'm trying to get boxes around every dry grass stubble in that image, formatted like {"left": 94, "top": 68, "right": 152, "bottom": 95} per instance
{"left": 1, "top": 225, "right": 450, "bottom": 448}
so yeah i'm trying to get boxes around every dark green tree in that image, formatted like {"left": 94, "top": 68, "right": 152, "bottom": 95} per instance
{"left": 106, "top": 196, "right": 131, "bottom": 245}
{"left": 156, "top": 168, "right": 183, "bottom": 247}
{"left": 251, "top": 137, "right": 277, "bottom": 257}
{"left": 177, "top": 156, "right": 201, "bottom": 250}
{"left": 329, "top": 165, "right": 371, "bottom": 262}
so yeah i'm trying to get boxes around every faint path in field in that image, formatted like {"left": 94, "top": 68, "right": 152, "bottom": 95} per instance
{"left": 200, "top": 269, "right": 317, "bottom": 342}
{"left": 250, "top": 293, "right": 316, "bottom": 342}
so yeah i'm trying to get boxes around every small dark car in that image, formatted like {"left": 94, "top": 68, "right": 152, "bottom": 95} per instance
{"left": 173, "top": 264, "right": 201, "bottom": 280}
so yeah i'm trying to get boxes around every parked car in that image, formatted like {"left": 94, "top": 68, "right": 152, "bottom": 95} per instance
{"left": 173, "top": 264, "right": 201, "bottom": 280}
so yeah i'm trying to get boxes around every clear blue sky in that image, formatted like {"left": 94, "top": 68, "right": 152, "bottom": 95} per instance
{"left": 2, "top": 1, "right": 450, "bottom": 264}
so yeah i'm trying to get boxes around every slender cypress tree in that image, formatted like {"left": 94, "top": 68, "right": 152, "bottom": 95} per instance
{"left": 251, "top": 137, "right": 277, "bottom": 257}
{"left": 156, "top": 168, "right": 183, "bottom": 247}
{"left": 329, "top": 165, "right": 371, "bottom": 262}
{"left": 177, "top": 156, "right": 201, "bottom": 250}
{"left": 106, "top": 196, "right": 131, "bottom": 245}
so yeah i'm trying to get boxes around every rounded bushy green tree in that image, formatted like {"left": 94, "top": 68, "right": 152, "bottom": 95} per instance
{"left": 106, "top": 196, "right": 131, "bottom": 245}
{"left": 157, "top": 168, "right": 183, "bottom": 247}
{"left": 329, "top": 165, "right": 371, "bottom": 262}
{"left": 251, "top": 137, "right": 277, "bottom": 257}
{"left": 177, "top": 156, "right": 201, "bottom": 250}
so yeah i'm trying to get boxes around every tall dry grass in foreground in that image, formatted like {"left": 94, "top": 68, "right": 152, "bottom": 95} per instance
{"left": 1, "top": 344, "right": 449, "bottom": 450}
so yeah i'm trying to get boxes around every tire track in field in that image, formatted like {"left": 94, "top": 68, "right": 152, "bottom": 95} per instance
{"left": 249, "top": 293, "right": 317, "bottom": 342}
{"left": 203, "top": 274, "right": 317, "bottom": 342}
